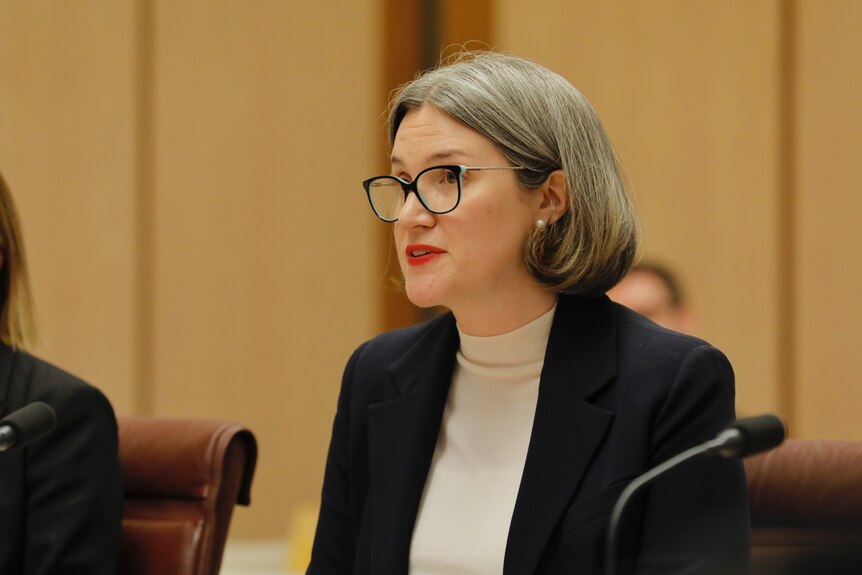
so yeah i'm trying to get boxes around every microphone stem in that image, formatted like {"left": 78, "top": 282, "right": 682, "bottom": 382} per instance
{"left": 604, "top": 439, "right": 721, "bottom": 575}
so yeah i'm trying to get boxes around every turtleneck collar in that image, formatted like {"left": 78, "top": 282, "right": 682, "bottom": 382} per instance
{"left": 456, "top": 303, "right": 556, "bottom": 371}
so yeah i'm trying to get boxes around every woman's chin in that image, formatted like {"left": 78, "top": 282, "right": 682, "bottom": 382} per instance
{"left": 404, "top": 283, "right": 445, "bottom": 309}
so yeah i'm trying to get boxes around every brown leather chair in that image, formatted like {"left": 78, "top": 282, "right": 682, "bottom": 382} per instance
{"left": 118, "top": 417, "right": 258, "bottom": 575}
{"left": 745, "top": 439, "right": 862, "bottom": 574}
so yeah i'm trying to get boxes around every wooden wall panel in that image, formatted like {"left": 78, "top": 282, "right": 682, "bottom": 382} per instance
{"left": 495, "top": 0, "right": 782, "bottom": 417}
{"left": 0, "top": 1, "right": 138, "bottom": 413}
{"left": 794, "top": 0, "right": 862, "bottom": 439}
{"left": 440, "top": 0, "right": 494, "bottom": 53}
{"left": 379, "top": 0, "right": 496, "bottom": 333}
{"left": 151, "top": 0, "right": 381, "bottom": 538}
{"left": 379, "top": 0, "right": 431, "bottom": 332}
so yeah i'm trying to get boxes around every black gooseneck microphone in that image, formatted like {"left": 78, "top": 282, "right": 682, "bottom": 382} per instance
{"left": 604, "top": 414, "right": 786, "bottom": 575}
{"left": 0, "top": 401, "right": 58, "bottom": 452}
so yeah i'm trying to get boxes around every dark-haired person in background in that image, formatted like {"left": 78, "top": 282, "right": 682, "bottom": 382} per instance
{"left": 607, "top": 261, "right": 697, "bottom": 335}
{"left": 0, "top": 170, "right": 122, "bottom": 574}
{"left": 308, "top": 52, "right": 748, "bottom": 574}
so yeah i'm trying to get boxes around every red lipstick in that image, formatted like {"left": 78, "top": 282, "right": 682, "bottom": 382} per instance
{"left": 405, "top": 244, "right": 445, "bottom": 266}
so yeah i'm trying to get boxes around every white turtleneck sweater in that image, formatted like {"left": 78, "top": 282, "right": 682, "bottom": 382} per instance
{"left": 409, "top": 305, "right": 556, "bottom": 575}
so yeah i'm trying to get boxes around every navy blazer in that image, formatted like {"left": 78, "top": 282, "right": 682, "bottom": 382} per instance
{"left": 0, "top": 343, "right": 123, "bottom": 575}
{"left": 309, "top": 294, "right": 750, "bottom": 574}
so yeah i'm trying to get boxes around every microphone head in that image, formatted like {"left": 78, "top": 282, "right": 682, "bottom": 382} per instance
{"left": 0, "top": 401, "right": 57, "bottom": 451}
{"left": 723, "top": 414, "right": 786, "bottom": 457}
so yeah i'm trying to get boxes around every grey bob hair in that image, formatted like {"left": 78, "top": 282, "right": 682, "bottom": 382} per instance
{"left": 388, "top": 51, "right": 640, "bottom": 296}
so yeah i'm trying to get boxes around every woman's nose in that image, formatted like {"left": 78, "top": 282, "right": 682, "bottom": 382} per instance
{"left": 397, "top": 191, "right": 435, "bottom": 227}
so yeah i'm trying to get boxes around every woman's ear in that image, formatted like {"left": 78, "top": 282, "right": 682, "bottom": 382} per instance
{"left": 538, "top": 169, "right": 569, "bottom": 223}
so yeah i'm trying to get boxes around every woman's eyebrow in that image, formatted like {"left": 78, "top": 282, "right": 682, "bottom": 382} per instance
{"left": 390, "top": 149, "right": 469, "bottom": 167}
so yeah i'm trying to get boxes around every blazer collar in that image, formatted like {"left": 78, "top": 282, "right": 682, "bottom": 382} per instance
{"left": 388, "top": 312, "right": 459, "bottom": 397}
{"left": 505, "top": 294, "right": 618, "bottom": 574}
{"left": 543, "top": 293, "right": 618, "bottom": 400}
{"left": 367, "top": 312, "right": 459, "bottom": 573}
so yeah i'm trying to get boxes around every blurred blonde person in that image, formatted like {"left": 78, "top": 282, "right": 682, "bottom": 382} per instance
{"left": 0, "top": 170, "right": 122, "bottom": 574}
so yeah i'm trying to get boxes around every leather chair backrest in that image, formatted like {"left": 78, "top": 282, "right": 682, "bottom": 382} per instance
{"left": 745, "top": 439, "right": 862, "bottom": 574}
{"left": 118, "top": 417, "right": 257, "bottom": 575}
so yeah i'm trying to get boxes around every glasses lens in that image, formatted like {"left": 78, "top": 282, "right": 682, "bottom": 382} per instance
{"left": 367, "top": 178, "right": 404, "bottom": 221}
{"left": 416, "top": 168, "right": 459, "bottom": 214}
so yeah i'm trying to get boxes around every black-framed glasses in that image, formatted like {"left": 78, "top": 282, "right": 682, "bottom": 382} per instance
{"left": 362, "top": 164, "right": 525, "bottom": 222}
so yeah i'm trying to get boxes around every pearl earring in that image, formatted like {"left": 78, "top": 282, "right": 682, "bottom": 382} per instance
{"left": 537, "top": 200, "right": 555, "bottom": 230}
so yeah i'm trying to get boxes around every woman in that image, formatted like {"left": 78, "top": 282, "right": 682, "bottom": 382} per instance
{"left": 309, "top": 52, "right": 749, "bottom": 574}
{"left": 0, "top": 170, "right": 123, "bottom": 574}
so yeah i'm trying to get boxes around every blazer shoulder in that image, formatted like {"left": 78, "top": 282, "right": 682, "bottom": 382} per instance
{"left": 612, "top": 302, "right": 720, "bottom": 357}
{"left": 350, "top": 312, "right": 456, "bottom": 374}
{"left": 610, "top": 302, "right": 734, "bottom": 400}
{"left": 15, "top": 351, "right": 93, "bottom": 394}
{"left": 610, "top": 302, "right": 735, "bottom": 415}
{"left": 6, "top": 350, "right": 116, "bottom": 424}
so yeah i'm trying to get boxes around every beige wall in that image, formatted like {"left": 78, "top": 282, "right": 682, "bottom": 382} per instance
{"left": 149, "top": 0, "right": 382, "bottom": 538}
{"left": 0, "top": 0, "right": 381, "bottom": 539}
{"left": 794, "top": 0, "right": 862, "bottom": 439}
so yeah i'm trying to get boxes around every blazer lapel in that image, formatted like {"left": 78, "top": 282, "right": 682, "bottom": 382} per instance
{"left": 505, "top": 295, "right": 618, "bottom": 575}
{"left": 367, "top": 314, "right": 459, "bottom": 574}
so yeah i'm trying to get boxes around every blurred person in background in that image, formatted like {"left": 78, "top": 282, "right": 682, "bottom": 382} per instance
{"left": 0, "top": 169, "right": 122, "bottom": 574}
{"left": 308, "top": 52, "right": 748, "bottom": 574}
{"left": 606, "top": 261, "right": 697, "bottom": 334}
